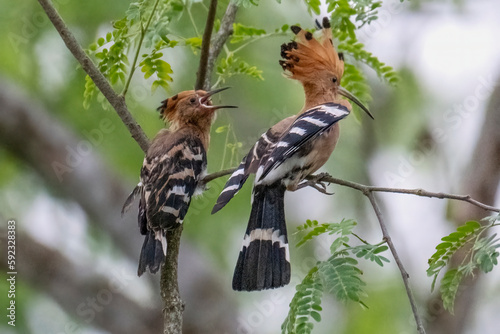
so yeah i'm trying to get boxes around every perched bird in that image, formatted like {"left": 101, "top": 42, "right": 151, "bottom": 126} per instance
{"left": 212, "top": 18, "right": 373, "bottom": 291}
{"left": 123, "top": 88, "right": 236, "bottom": 276}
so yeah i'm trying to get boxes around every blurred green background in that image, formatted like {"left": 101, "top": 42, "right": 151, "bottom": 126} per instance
{"left": 1, "top": 0, "right": 500, "bottom": 333}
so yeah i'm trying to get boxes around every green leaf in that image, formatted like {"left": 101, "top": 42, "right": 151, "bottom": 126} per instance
{"left": 318, "top": 256, "right": 367, "bottom": 305}
{"left": 427, "top": 221, "right": 482, "bottom": 282}
{"left": 304, "top": 0, "right": 321, "bottom": 15}
{"left": 282, "top": 268, "right": 324, "bottom": 334}
{"left": 185, "top": 37, "right": 202, "bottom": 49}
{"left": 295, "top": 219, "right": 356, "bottom": 248}
{"left": 215, "top": 125, "right": 228, "bottom": 133}
{"left": 350, "top": 243, "right": 390, "bottom": 267}
{"left": 230, "top": 23, "right": 266, "bottom": 44}
{"left": 440, "top": 269, "right": 464, "bottom": 314}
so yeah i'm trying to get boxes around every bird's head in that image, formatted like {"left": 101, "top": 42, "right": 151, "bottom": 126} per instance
{"left": 280, "top": 17, "right": 373, "bottom": 119}
{"left": 157, "top": 88, "right": 237, "bottom": 128}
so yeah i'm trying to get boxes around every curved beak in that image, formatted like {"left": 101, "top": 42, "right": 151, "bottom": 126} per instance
{"left": 338, "top": 86, "right": 374, "bottom": 120}
{"left": 200, "top": 87, "right": 238, "bottom": 110}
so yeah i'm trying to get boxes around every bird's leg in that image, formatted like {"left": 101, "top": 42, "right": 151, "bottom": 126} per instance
{"left": 295, "top": 173, "right": 334, "bottom": 195}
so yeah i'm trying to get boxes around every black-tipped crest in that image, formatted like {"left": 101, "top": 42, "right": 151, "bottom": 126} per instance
{"left": 157, "top": 99, "right": 168, "bottom": 118}
{"left": 290, "top": 25, "right": 301, "bottom": 35}
{"left": 322, "top": 17, "right": 331, "bottom": 29}
{"left": 279, "top": 17, "right": 343, "bottom": 83}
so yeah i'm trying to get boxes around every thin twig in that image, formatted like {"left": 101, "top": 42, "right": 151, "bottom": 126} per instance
{"left": 202, "top": 169, "right": 500, "bottom": 213}
{"left": 314, "top": 175, "right": 500, "bottom": 213}
{"left": 38, "top": 0, "right": 150, "bottom": 153}
{"left": 202, "top": 167, "right": 237, "bottom": 184}
{"left": 195, "top": 0, "right": 218, "bottom": 90}
{"left": 202, "top": 2, "right": 238, "bottom": 90}
{"left": 366, "top": 191, "right": 426, "bottom": 334}
{"left": 122, "top": 0, "right": 161, "bottom": 97}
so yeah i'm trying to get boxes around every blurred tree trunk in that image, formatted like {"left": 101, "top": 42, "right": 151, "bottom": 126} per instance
{"left": 426, "top": 72, "right": 500, "bottom": 333}
{"left": 0, "top": 78, "right": 237, "bottom": 333}
{"left": 0, "top": 231, "right": 163, "bottom": 333}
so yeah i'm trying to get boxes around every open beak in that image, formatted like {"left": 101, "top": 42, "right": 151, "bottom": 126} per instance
{"left": 338, "top": 86, "right": 374, "bottom": 120}
{"left": 200, "top": 87, "right": 238, "bottom": 110}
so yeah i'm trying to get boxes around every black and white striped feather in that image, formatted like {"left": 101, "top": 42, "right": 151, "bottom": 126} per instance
{"left": 211, "top": 116, "right": 295, "bottom": 214}
{"left": 212, "top": 103, "right": 349, "bottom": 212}
{"left": 257, "top": 102, "right": 349, "bottom": 183}
{"left": 123, "top": 133, "right": 207, "bottom": 276}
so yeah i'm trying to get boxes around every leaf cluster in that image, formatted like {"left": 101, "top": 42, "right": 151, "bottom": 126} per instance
{"left": 216, "top": 54, "right": 264, "bottom": 84}
{"left": 427, "top": 218, "right": 500, "bottom": 313}
{"left": 83, "top": 0, "right": 185, "bottom": 108}
{"left": 282, "top": 219, "right": 390, "bottom": 333}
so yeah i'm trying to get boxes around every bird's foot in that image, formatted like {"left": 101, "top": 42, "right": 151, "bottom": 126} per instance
{"left": 296, "top": 173, "right": 334, "bottom": 195}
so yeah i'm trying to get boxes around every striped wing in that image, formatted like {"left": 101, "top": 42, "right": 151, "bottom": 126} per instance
{"left": 258, "top": 103, "right": 349, "bottom": 181}
{"left": 141, "top": 135, "right": 207, "bottom": 232}
{"left": 212, "top": 116, "right": 295, "bottom": 214}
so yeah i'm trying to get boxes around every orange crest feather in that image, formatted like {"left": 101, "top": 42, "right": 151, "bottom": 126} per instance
{"left": 280, "top": 18, "right": 344, "bottom": 84}
{"left": 157, "top": 90, "right": 195, "bottom": 122}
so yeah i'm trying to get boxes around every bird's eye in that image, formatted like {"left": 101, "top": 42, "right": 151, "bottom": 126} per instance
{"left": 332, "top": 76, "right": 338, "bottom": 83}
{"left": 190, "top": 98, "right": 196, "bottom": 103}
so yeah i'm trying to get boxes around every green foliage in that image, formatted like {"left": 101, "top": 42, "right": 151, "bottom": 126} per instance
{"left": 318, "top": 256, "right": 367, "bottom": 306}
{"left": 350, "top": 243, "right": 390, "bottom": 266}
{"left": 427, "top": 217, "right": 500, "bottom": 313}
{"left": 338, "top": 39, "right": 399, "bottom": 85}
{"left": 84, "top": 0, "right": 285, "bottom": 108}
{"left": 296, "top": 218, "right": 356, "bottom": 249}
{"left": 216, "top": 54, "right": 264, "bottom": 83}
{"left": 283, "top": 218, "right": 389, "bottom": 333}
{"left": 84, "top": 0, "right": 184, "bottom": 107}
{"left": 232, "top": 0, "right": 260, "bottom": 8}
{"left": 341, "top": 63, "right": 372, "bottom": 119}
{"left": 439, "top": 269, "right": 463, "bottom": 314}
{"left": 282, "top": 268, "right": 324, "bottom": 334}
{"left": 231, "top": 23, "right": 267, "bottom": 44}
{"left": 139, "top": 50, "right": 173, "bottom": 93}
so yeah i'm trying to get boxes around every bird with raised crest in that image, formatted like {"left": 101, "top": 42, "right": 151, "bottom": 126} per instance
{"left": 211, "top": 18, "right": 374, "bottom": 291}
{"left": 122, "top": 88, "right": 236, "bottom": 276}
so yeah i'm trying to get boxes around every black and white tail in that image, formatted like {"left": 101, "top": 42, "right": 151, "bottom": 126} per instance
{"left": 212, "top": 157, "right": 249, "bottom": 214}
{"left": 232, "top": 182, "right": 291, "bottom": 291}
{"left": 138, "top": 230, "right": 166, "bottom": 275}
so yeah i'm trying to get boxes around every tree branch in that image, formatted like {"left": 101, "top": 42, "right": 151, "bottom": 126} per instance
{"left": 366, "top": 191, "right": 426, "bottom": 334}
{"left": 312, "top": 175, "right": 500, "bottom": 213}
{"left": 195, "top": 0, "right": 218, "bottom": 90}
{"left": 37, "top": 0, "right": 150, "bottom": 153}
{"left": 202, "top": 167, "right": 237, "bottom": 184}
{"left": 202, "top": 170, "right": 499, "bottom": 213}
{"left": 203, "top": 2, "right": 238, "bottom": 90}
{"left": 161, "top": 226, "right": 184, "bottom": 334}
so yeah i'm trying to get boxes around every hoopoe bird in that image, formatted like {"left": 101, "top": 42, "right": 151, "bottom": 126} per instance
{"left": 212, "top": 18, "right": 373, "bottom": 291}
{"left": 122, "top": 88, "right": 236, "bottom": 276}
